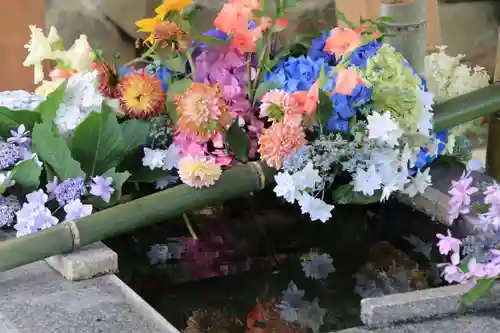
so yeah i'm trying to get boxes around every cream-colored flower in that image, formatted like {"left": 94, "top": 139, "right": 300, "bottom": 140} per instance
{"left": 23, "top": 26, "right": 61, "bottom": 84}
{"left": 61, "top": 35, "right": 94, "bottom": 72}
{"left": 35, "top": 78, "right": 65, "bottom": 97}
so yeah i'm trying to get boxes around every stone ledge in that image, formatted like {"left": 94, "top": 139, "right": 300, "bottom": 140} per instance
{"left": 45, "top": 242, "right": 118, "bottom": 281}
{"left": 360, "top": 282, "right": 500, "bottom": 328}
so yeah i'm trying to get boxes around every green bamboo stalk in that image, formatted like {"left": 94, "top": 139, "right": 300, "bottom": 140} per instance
{"left": 433, "top": 84, "right": 500, "bottom": 132}
{"left": 0, "top": 162, "right": 276, "bottom": 272}
{"left": 486, "top": 112, "right": 500, "bottom": 179}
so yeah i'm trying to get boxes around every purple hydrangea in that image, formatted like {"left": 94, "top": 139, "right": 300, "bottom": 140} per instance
{"left": 64, "top": 199, "right": 92, "bottom": 221}
{"left": 89, "top": 176, "right": 114, "bottom": 203}
{"left": 53, "top": 178, "right": 86, "bottom": 206}
{"left": 0, "top": 142, "right": 21, "bottom": 170}
{"left": 0, "top": 195, "right": 21, "bottom": 227}
{"left": 15, "top": 189, "right": 58, "bottom": 237}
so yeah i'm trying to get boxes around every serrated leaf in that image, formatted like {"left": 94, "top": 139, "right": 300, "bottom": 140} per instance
{"left": 167, "top": 78, "right": 192, "bottom": 102}
{"left": 163, "top": 57, "right": 186, "bottom": 73}
{"left": 31, "top": 122, "right": 85, "bottom": 181}
{"left": 119, "top": 119, "right": 150, "bottom": 157}
{"left": 0, "top": 107, "right": 40, "bottom": 137}
{"left": 35, "top": 80, "right": 68, "bottom": 122}
{"left": 71, "top": 103, "right": 124, "bottom": 176}
{"left": 462, "top": 278, "right": 495, "bottom": 306}
{"left": 316, "top": 90, "right": 333, "bottom": 131}
{"left": 332, "top": 184, "right": 381, "bottom": 205}
{"left": 226, "top": 122, "right": 249, "bottom": 162}
{"left": 254, "top": 80, "right": 283, "bottom": 100}
{"left": 11, "top": 159, "right": 42, "bottom": 192}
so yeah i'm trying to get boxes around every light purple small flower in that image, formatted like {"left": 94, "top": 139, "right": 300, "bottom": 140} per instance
{"left": 89, "top": 176, "right": 114, "bottom": 203}
{"left": 53, "top": 177, "right": 86, "bottom": 206}
{"left": 448, "top": 171, "right": 478, "bottom": 223}
{"left": 436, "top": 230, "right": 462, "bottom": 255}
{"left": 46, "top": 176, "right": 58, "bottom": 196}
{"left": 14, "top": 190, "right": 58, "bottom": 237}
{"left": 0, "top": 141, "right": 21, "bottom": 170}
{"left": 0, "top": 195, "right": 21, "bottom": 227}
{"left": 439, "top": 252, "right": 467, "bottom": 284}
{"left": 301, "top": 253, "right": 335, "bottom": 280}
{"left": 7, "top": 124, "right": 30, "bottom": 145}
{"left": 64, "top": 199, "right": 93, "bottom": 221}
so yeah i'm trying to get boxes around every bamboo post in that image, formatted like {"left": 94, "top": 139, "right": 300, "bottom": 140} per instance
{"left": 0, "top": 162, "right": 276, "bottom": 272}
{"left": 335, "top": 0, "right": 441, "bottom": 53}
{"left": 0, "top": 0, "right": 46, "bottom": 91}
{"left": 380, "top": 0, "right": 427, "bottom": 74}
{"left": 485, "top": 28, "right": 500, "bottom": 180}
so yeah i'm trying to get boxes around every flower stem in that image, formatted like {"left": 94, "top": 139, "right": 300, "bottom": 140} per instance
{"left": 184, "top": 51, "right": 196, "bottom": 80}
{"left": 250, "top": 34, "right": 272, "bottom": 102}
{"left": 182, "top": 213, "right": 198, "bottom": 240}
{"left": 123, "top": 44, "right": 157, "bottom": 68}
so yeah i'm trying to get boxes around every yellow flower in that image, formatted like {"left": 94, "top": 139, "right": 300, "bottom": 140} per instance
{"left": 155, "top": 0, "right": 193, "bottom": 17}
{"left": 58, "top": 35, "right": 94, "bottom": 72}
{"left": 135, "top": 15, "right": 163, "bottom": 44}
{"left": 179, "top": 156, "right": 222, "bottom": 188}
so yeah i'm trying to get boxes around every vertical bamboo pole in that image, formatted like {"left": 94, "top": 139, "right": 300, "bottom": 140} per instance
{"left": 485, "top": 27, "right": 500, "bottom": 180}
{"left": 335, "top": 0, "right": 441, "bottom": 52}
{"left": 0, "top": 0, "right": 46, "bottom": 91}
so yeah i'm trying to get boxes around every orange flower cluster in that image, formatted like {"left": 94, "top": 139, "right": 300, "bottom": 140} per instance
{"left": 213, "top": 0, "right": 272, "bottom": 53}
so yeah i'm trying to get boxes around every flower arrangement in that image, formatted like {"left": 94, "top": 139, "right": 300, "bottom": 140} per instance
{"left": 0, "top": 0, "right": 477, "bottom": 241}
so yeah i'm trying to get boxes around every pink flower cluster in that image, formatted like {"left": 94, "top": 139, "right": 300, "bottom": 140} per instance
{"left": 439, "top": 172, "right": 500, "bottom": 285}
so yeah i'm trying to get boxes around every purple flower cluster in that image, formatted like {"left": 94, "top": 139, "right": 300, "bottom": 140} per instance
{"left": 0, "top": 195, "right": 21, "bottom": 227}
{"left": 0, "top": 142, "right": 21, "bottom": 170}
{"left": 53, "top": 177, "right": 86, "bottom": 206}
{"left": 14, "top": 190, "right": 58, "bottom": 237}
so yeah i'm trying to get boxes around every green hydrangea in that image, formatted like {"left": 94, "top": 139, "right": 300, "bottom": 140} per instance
{"left": 360, "top": 44, "right": 423, "bottom": 134}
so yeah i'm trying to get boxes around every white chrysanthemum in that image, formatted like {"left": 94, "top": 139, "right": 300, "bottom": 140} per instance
{"left": 353, "top": 164, "right": 382, "bottom": 196}
{"left": 297, "top": 192, "right": 334, "bottom": 223}
{"left": 366, "top": 112, "right": 403, "bottom": 147}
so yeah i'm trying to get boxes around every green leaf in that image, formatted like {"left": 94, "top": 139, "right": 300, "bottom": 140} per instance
{"left": 166, "top": 101, "right": 179, "bottom": 123}
{"left": 332, "top": 184, "right": 381, "bottom": 205}
{"left": 167, "top": 78, "right": 192, "bottom": 102}
{"left": 462, "top": 278, "right": 495, "bottom": 306}
{"left": 254, "top": 80, "right": 283, "bottom": 100}
{"left": 0, "top": 107, "right": 41, "bottom": 137}
{"left": 90, "top": 168, "right": 131, "bottom": 207}
{"left": 71, "top": 103, "right": 124, "bottom": 176}
{"left": 119, "top": 119, "right": 150, "bottom": 157}
{"left": 226, "top": 122, "right": 250, "bottom": 162}
{"left": 11, "top": 159, "right": 42, "bottom": 192}
{"left": 282, "top": 0, "right": 299, "bottom": 9}
{"left": 471, "top": 203, "right": 490, "bottom": 215}
{"left": 163, "top": 57, "right": 186, "bottom": 73}
{"left": 31, "top": 122, "right": 85, "bottom": 181}
{"left": 35, "top": 80, "right": 68, "bottom": 122}
{"left": 316, "top": 90, "right": 333, "bottom": 131}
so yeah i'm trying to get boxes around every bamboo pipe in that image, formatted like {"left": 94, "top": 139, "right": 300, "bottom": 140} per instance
{"left": 485, "top": 27, "right": 500, "bottom": 180}
{"left": 0, "top": 161, "right": 276, "bottom": 272}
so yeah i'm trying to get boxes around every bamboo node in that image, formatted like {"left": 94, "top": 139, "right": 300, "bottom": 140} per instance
{"left": 64, "top": 220, "right": 81, "bottom": 250}
{"left": 249, "top": 161, "right": 266, "bottom": 190}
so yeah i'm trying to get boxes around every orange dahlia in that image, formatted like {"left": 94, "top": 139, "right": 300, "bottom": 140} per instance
{"left": 175, "top": 83, "right": 232, "bottom": 141}
{"left": 118, "top": 71, "right": 166, "bottom": 119}
{"left": 95, "top": 62, "right": 120, "bottom": 98}
{"left": 258, "top": 121, "right": 306, "bottom": 169}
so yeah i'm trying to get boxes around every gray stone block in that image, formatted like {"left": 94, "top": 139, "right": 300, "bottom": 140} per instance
{"left": 0, "top": 261, "right": 179, "bottom": 333}
{"left": 44, "top": 241, "right": 118, "bottom": 281}
{"left": 360, "top": 281, "right": 500, "bottom": 328}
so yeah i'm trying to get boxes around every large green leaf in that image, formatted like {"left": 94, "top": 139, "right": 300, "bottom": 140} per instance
{"left": 462, "top": 278, "right": 495, "bottom": 306}
{"left": 11, "top": 159, "right": 42, "bottom": 192}
{"left": 167, "top": 78, "right": 192, "bottom": 102}
{"left": 35, "top": 80, "right": 68, "bottom": 123}
{"left": 31, "top": 122, "right": 85, "bottom": 180}
{"left": 226, "top": 122, "right": 250, "bottom": 162}
{"left": 71, "top": 103, "right": 124, "bottom": 176}
{"left": 254, "top": 80, "right": 282, "bottom": 100}
{"left": 119, "top": 119, "right": 150, "bottom": 157}
{"left": 163, "top": 57, "right": 186, "bottom": 73}
{"left": 0, "top": 107, "right": 40, "bottom": 137}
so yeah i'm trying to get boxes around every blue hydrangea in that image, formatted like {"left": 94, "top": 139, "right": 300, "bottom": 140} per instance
{"left": 308, "top": 32, "right": 336, "bottom": 64}
{"left": 53, "top": 178, "right": 86, "bottom": 206}
{"left": 322, "top": 75, "right": 372, "bottom": 133}
{"left": 283, "top": 146, "right": 310, "bottom": 173}
{"left": 346, "top": 40, "right": 381, "bottom": 68}
{"left": 266, "top": 56, "right": 328, "bottom": 93}
{"left": 0, "top": 142, "right": 21, "bottom": 170}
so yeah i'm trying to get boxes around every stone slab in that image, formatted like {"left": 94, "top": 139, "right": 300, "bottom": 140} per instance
{"left": 0, "top": 260, "right": 180, "bottom": 333}
{"left": 336, "top": 311, "right": 500, "bottom": 333}
{"left": 45, "top": 241, "right": 118, "bottom": 281}
{"left": 360, "top": 281, "right": 500, "bottom": 328}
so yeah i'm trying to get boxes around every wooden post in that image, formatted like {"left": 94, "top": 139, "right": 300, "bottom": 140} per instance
{"left": 0, "top": 1, "right": 46, "bottom": 91}
{"left": 335, "top": 0, "right": 441, "bottom": 52}
{"left": 485, "top": 27, "right": 500, "bottom": 180}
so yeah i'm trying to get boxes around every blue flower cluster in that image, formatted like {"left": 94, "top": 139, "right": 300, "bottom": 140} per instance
{"left": 308, "top": 32, "right": 336, "bottom": 64}
{"left": 266, "top": 55, "right": 328, "bottom": 93}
